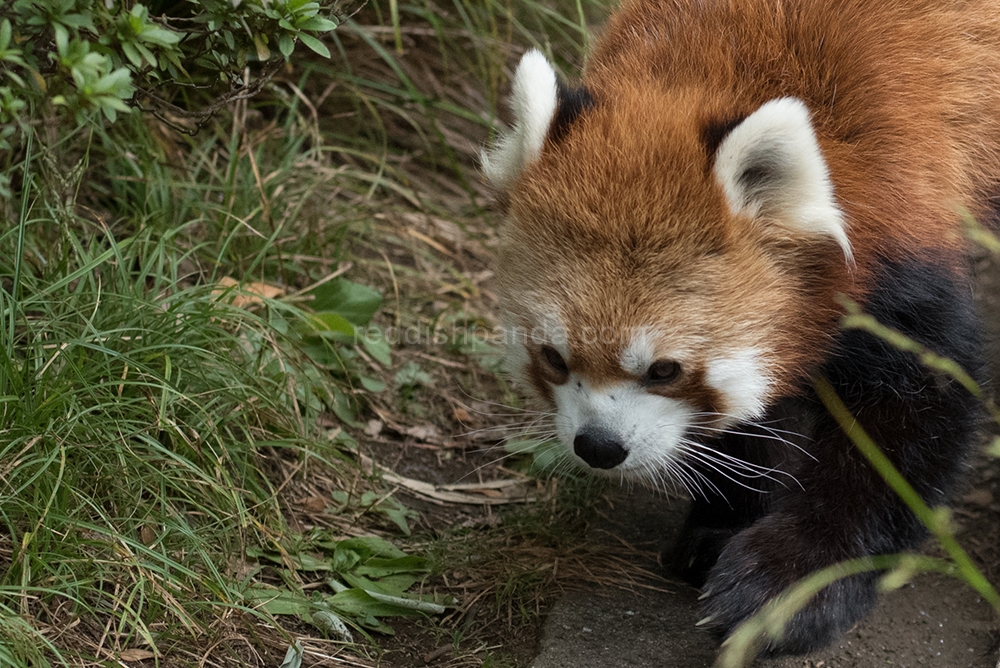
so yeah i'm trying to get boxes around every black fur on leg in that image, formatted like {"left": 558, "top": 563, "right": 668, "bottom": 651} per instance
{"left": 674, "top": 256, "right": 985, "bottom": 657}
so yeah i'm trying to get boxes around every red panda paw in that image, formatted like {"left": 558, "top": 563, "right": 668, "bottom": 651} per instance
{"left": 669, "top": 525, "right": 740, "bottom": 589}
{"left": 698, "top": 513, "right": 878, "bottom": 657}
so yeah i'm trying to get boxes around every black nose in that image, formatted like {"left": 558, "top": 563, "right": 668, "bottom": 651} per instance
{"left": 573, "top": 429, "right": 628, "bottom": 469}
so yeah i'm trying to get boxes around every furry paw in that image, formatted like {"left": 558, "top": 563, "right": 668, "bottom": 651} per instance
{"left": 699, "top": 516, "right": 877, "bottom": 656}
{"left": 670, "top": 525, "right": 739, "bottom": 587}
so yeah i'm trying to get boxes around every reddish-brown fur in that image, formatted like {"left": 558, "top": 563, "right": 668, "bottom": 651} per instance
{"left": 499, "top": 0, "right": 1000, "bottom": 399}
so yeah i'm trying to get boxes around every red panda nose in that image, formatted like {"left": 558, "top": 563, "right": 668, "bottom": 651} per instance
{"left": 574, "top": 428, "right": 628, "bottom": 469}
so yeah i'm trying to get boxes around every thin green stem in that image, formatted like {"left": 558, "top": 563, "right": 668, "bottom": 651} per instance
{"left": 8, "top": 120, "right": 32, "bottom": 363}
{"left": 813, "top": 374, "right": 1000, "bottom": 610}
{"left": 717, "top": 554, "right": 955, "bottom": 668}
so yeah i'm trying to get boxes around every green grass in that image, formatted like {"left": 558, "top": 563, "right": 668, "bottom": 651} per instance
{"left": 0, "top": 0, "right": 616, "bottom": 663}
{"left": 0, "top": 127, "right": 351, "bottom": 663}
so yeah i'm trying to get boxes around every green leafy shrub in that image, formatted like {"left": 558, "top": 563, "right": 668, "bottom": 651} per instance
{"left": 0, "top": 0, "right": 344, "bottom": 136}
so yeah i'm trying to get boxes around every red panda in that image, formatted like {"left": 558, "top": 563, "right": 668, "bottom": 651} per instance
{"left": 482, "top": 0, "right": 1000, "bottom": 657}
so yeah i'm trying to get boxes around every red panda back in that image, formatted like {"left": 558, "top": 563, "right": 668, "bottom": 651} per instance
{"left": 579, "top": 0, "right": 1000, "bottom": 272}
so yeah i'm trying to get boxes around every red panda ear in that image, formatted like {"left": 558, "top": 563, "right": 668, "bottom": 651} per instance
{"left": 713, "top": 97, "right": 853, "bottom": 263}
{"left": 481, "top": 50, "right": 568, "bottom": 189}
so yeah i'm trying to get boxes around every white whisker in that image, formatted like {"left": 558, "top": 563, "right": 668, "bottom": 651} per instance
{"left": 677, "top": 445, "right": 775, "bottom": 495}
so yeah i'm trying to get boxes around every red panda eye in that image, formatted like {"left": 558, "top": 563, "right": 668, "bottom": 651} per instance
{"left": 540, "top": 346, "right": 569, "bottom": 375}
{"left": 646, "top": 360, "right": 681, "bottom": 384}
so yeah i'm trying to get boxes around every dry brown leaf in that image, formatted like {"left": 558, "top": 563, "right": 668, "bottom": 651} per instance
{"left": 213, "top": 277, "right": 285, "bottom": 309}
{"left": 357, "top": 452, "right": 538, "bottom": 505}
{"left": 382, "top": 471, "right": 537, "bottom": 506}
{"left": 406, "top": 227, "right": 455, "bottom": 257}
{"left": 302, "top": 496, "right": 328, "bottom": 513}
{"left": 119, "top": 649, "right": 156, "bottom": 662}
{"left": 438, "top": 479, "right": 528, "bottom": 491}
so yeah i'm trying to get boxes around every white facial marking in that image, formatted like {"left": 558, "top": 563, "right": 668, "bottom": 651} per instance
{"left": 705, "top": 348, "right": 772, "bottom": 421}
{"left": 713, "top": 97, "right": 853, "bottom": 263}
{"left": 481, "top": 50, "right": 559, "bottom": 188}
{"left": 552, "top": 376, "right": 692, "bottom": 475}
{"left": 619, "top": 328, "right": 656, "bottom": 376}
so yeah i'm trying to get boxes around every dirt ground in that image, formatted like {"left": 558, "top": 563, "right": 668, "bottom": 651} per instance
{"left": 530, "top": 464, "right": 1000, "bottom": 668}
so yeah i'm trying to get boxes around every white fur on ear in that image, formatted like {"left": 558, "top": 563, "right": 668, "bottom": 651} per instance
{"left": 714, "top": 97, "right": 852, "bottom": 262}
{"left": 481, "top": 49, "right": 559, "bottom": 188}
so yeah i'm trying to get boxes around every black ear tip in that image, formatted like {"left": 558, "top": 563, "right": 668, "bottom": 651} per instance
{"left": 550, "top": 80, "right": 596, "bottom": 143}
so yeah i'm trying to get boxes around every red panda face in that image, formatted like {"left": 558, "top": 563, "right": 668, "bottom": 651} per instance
{"left": 496, "top": 220, "right": 786, "bottom": 481}
{"left": 485, "top": 51, "right": 852, "bottom": 482}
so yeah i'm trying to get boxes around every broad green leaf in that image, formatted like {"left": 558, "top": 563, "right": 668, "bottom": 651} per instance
{"left": 278, "top": 643, "right": 304, "bottom": 668}
{"left": 338, "top": 574, "right": 446, "bottom": 613}
{"left": 297, "top": 32, "right": 330, "bottom": 58}
{"left": 326, "top": 588, "right": 422, "bottom": 619}
{"left": 530, "top": 440, "right": 565, "bottom": 473}
{"left": 361, "top": 335, "right": 392, "bottom": 366}
{"left": 377, "top": 505, "right": 414, "bottom": 535}
{"left": 358, "top": 376, "right": 386, "bottom": 393}
{"left": 253, "top": 33, "right": 270, "bottom": 60}
{"left": 331, "top": 387, "right": 358, "bottom": 427}
{"left": 299, "top": 17, "right": 338, "bottom": 32}
{"left": 361, "top": 573, "right": 422, "bottom": 597}
{"left": 341, "top": 572, "right": 423, "bottom": 599}
{"left": 310, "top": 610, "right": 354, "bottom": 641}
{"left": 334, "top": 536, "right": 407, "bottom": 560}
{"left": 279, "top": 33, "right": 294, "bottom": 57}
{"left": 244, "top": 586, "right": 310, "bottom": 616}
{"left": 291, "top": 552, "right": 334, "bottom": 572}
{"left": 353, "top": 555, "right": 429, "bottom": 580}
{"left": 306, "top": 278, "right": 382, "bottom": 326}
{"left": 0, "top": 19, "right": 11, "bottom": 50}
{"left": 121, "top": 41, "right": 143, "bottom": 67}
{"left": 305, "top": 312, "right": 356, "bottom": 338}
{"left": 300, "top": 339, "right": 342, "bottom": 368}
{"left": 504, "top": 438, "right": 541, "bottom": 455}
{"left": 140, "top": 26, "right": 182, "bottom": 47}
{"left": 247, "top": 547, "right": 332, "bottom": 572}
{"left": 328, "top": 545, "right": 362, "bottom": 573}
{"left": 54, "top": 24, "right": 70, "bottom": 57}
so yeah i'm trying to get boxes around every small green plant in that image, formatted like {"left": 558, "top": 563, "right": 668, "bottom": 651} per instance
{"left": 246, "top": 534, "right": 448, "bottom": 638}
{"left": 0, "top": 64, "right": 400, "bottom": 661}
{"left": 0, "top": 0, "right": 344, "bottom": 127}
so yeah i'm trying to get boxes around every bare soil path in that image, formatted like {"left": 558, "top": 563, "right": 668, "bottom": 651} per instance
{"left": 531, "top": 483, "right": 999, "bottom": 668}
